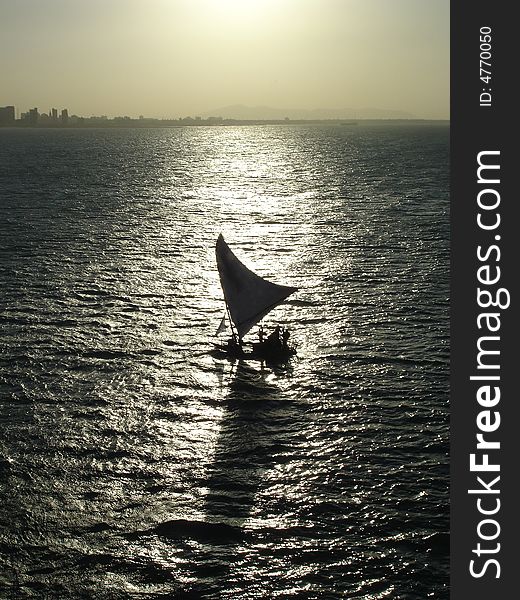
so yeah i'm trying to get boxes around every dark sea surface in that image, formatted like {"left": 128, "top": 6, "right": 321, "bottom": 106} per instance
{"left": 0, "top": 124, "right": 449, "bottom": 599}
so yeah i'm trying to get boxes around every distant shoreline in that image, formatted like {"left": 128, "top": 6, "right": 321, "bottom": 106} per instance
{"left": 0, "top": 118, "right": 449, "bottom": 129}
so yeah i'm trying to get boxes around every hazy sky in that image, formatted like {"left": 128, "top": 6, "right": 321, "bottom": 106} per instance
{"left": 0, "top": 0, "right": 449, "bottom": 119}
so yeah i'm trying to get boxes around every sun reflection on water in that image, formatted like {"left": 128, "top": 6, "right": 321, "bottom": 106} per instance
{"left": 0, "top": 124, "right": 449, "bottom": 597}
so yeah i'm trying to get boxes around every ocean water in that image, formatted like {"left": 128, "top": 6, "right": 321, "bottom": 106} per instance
{"left": 0, "top": 123, "right": 449, "bottom": 599}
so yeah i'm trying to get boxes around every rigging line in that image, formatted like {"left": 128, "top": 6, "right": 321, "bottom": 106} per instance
{"left": 223, "top": 295, "right": 239, "bottom": 342}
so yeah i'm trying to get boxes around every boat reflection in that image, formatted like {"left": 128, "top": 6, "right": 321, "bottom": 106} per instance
{"left": 203, "top": 360, "right": 289, "bottom": 526}
{"left": 190, "top": 360, "right": 296, "bottom": 591}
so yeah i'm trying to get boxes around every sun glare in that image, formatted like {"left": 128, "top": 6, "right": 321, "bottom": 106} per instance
{"left": 200, "top": 0, "right": 279, "bottom": 24}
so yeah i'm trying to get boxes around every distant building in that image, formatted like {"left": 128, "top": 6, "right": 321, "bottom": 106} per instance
{"left": 61, "top": 108, "right": 69, "bottom": 125}
{"left": 0, "top": 105, "right": 15, "bottom": 125}
{"left": 87, "top": 115, "right": 108, "bottom": 123}
{"left": 51, "top": 108, "right": 58, "bottom": 121}
{"left": 28, "top": 108, "right": 39, "bottom": 126}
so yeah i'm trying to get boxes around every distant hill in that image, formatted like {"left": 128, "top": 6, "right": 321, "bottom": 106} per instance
{"left": 202, "top": 104, "right": 415, "bottom": 120}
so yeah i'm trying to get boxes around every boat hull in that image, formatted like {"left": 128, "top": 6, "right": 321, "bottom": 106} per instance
{"left": 212, "top": 342, "right": 296, "bottom": 363}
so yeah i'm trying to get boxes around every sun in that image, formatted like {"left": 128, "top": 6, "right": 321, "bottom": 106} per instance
{"left": 203, "top": 0, "right": 278, "bottom": 22}
{"left": 216, "top": 0, "right": 272, "bottom": 8}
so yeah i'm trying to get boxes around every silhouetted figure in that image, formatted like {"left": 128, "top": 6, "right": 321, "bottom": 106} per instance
{"left": 265, "top": 325, "right": 281, "bottom": 349}
{"left": 258, "top": 325, "right": 265, "bottom": 343}
{"left": 282, "top": 329, "right": 290, "bottom": 349}
{"left": 226, "top": 336, "right": 243, "bottom": 355}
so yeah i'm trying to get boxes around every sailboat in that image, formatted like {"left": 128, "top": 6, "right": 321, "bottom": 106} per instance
{"left": 213, "top": 234, "right": 298, "bottom": 361}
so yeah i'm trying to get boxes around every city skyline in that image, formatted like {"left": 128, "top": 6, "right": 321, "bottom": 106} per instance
{"left": 1, "top": 0, "right": 450, "bottom": 120}
{"left": 1, "top": 101, "right": 449, "bottom": 124}
{"left": 0, "top": 101, "right": 449, "bottom": 129}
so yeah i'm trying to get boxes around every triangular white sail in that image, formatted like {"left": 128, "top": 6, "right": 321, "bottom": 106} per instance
{"left": 215, "top": 234, "right": 297, "bottom": 339}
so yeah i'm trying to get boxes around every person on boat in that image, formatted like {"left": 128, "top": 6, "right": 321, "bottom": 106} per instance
{"left": 265, "top": 325, "right": 282, "bottom": 349}
{"left": 282, "top": 328, "right": 290, "bottom": 349}
{"left": 226, "top": 335, "right": 243, "bottom": 355}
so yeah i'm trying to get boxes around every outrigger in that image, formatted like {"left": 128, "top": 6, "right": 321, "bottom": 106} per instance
{"left": 213, "top": 234, "right": 297, "bottom": 362}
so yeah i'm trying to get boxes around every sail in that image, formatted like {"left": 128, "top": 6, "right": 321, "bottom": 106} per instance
{"left": 215, "top": 313, "right": 227, "bottom": 336}
{"left": 215, "top": 234, "right": 297, "bottom": 339}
